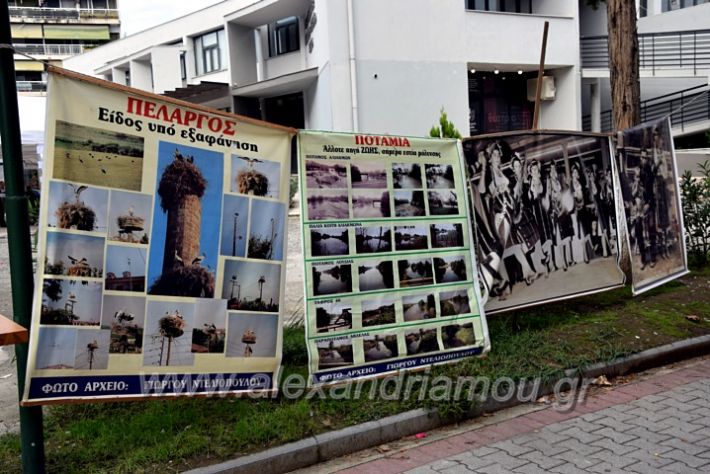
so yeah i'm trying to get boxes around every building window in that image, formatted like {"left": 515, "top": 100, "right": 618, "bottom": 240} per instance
{"left": 268, "top": 16, "right": 299, "bottom": 57}
{"left": 663, "top": 0, "right": 709, "bottom": 11}
{"left": 467, "top": 0, "right": 532, "bottom": 14}
{"left": 194, "top": 29, "right": 226, "bottom": 76}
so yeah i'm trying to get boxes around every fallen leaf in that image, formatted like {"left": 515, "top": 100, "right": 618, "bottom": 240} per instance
{"left": 686, "top": 315, "right": 701, "bottom": 322}
{"left": 415, "top": 432, "right": 427, "bottom": 439}
{"left": 376, "top": 444, "right": 391, "bottom": 453}
{"left": 592, "top": 375, "right": 612, "bottom": 386}
{"left": 321, "top": 418, "right": 332, "bottom": 427}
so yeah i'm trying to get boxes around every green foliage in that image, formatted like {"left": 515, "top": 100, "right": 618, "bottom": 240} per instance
{"left": 429, "top": 108, "right": 462, "bottom": 139}
{"left": 680, "top": 161, "right": 710, "bottom": 265}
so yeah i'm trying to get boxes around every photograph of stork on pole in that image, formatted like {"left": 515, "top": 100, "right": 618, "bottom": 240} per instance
{"left": 107, "top": 190, "right": 152, "bottom": 244}
{"left": 192, "top": 299, "right": 227, "bottom": 354}
{"left": 147, "top": 142, "right": 222, "bottom": 298}
{"left": 143, "top": 300, "right": 196, "bottom": 367}
{"left": 221, "top": 260, "right": 281, "bottom": 313}
{"left": 73, "top": 329, "right": 111, "bottom": 371}
{"left": 47, "top": 180, "right": 108, "bottom": 233}
{"left": 246, "top": 199, "right": 286, "bottom": 261}
{"left": 100, "top": 295, "right": 145, "bottom": 354}
{"left": 220, "top": 194, "right": 249, "bottom": 258}
{"left": 231, "top": 155, "right": 282, "bottom": 199}
{"left": 44, "top": 231, "right": 105, "bottom": 278}
{"left": 225, "top": 312, "right": 279, "bottom": 358}
{"left": 104, "top": 245, "right": 147, "bottom": 292}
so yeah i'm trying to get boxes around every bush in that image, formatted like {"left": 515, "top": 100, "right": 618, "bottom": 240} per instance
{"left": 680, "top": 160, "right": 710, "bottom": 266}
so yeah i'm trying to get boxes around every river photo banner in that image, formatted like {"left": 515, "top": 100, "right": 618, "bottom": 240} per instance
{"left": 298, "top": 131, "right": 490, "bottom": 386}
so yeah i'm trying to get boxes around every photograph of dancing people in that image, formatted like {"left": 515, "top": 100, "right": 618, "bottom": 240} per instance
{"left": 464, "top": 132, "right": 625, "bottom": 313}
{"left": 616, "top": 118, "right": 688, "bottom": 294}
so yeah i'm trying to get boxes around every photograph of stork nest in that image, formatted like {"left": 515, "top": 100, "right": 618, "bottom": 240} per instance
{"left": 40, "top": 279, "right": 103, "bottom": 326}
{"left": 52, "top": 120, "right": 144, "bottom": 191}
{"left": 147, "top": 142, "right": 222, "bottom": 298}
{"left": 73, "top": 329, "right": 111, "bottom": 371}
{"left": 101, "top": 295, "right": 145, "bottom": 354}
{"left": 107, "top": 190, "right": 152, "bottom": 244}
{"left": 246, "top": 200, "right": 286, "bottom": 261}
{"left": 47, "top": 180, "right": 108, "bottom": 233}
{"left": 231, "top": 155, "right": 281, "bottom": 199}
{"left": 143, "top": 301, "right": 195, "bottom": 367}
{"left": 192, "top": 299, "right": 227, "bottom": 354}
{"left": 221, "top": 260, "right": 281, "bottom": 313}
{"left": 44, "top": 231, "right": 105, "bottom": 278}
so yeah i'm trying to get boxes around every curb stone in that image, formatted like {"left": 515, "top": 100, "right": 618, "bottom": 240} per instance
{"left": 185, "top": 334, "right": 710, "bottom": 474}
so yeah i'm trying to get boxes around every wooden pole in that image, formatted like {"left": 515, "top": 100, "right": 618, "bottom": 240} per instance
{"left": 532, "top": 21, "right": 550, "bottom": 130}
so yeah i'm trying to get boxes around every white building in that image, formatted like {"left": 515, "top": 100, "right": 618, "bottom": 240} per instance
{"left": 62, "top": 0, "right": 710, "bottom": 142}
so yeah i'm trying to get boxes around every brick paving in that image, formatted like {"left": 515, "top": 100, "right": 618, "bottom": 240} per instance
{"left": 330, "top": 359, "right": 710, "bottom": 474}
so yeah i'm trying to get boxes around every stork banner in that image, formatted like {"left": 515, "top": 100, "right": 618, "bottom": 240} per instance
{"left": 298, "top": 130, "right": 490, "bottom": 386}
{"left": 615, "top": 117, "right": 689, "bottom": 295}
{"left": 462, "top": 131, "right": 626, "bottom": 314}
{"left": 23, "top": 68, "right": 294, "bottom": 404}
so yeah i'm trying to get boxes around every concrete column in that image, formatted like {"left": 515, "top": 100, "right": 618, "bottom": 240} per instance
{"left": 590, "top": 79, "right": 601, "bottom": 132}
{"left": 254, "top": 28, "right": 265, "bottom": 82}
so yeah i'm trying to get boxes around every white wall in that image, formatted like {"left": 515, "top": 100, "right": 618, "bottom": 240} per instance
{"left": 227, "top": 23, "right": 257, "bottom": 86}
{"left": 639, "top": 3, "right": 710, "bottom": 33}
{"left": 151, "top": 46, "right": 184, "bottom": 94}
{"left": 578, "top": 0, "right": 607, "bottom": 37}
{"left": 129, "top": 60, "right": 152, "bottom": 91}
{"left": 356, "top": 60, "right": 469, "bottom": 136}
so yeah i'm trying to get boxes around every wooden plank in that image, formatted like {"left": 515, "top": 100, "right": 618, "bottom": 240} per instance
{"left": 47, "top": 65, "right": 298, "bottom": 135}
{"left": 0, "top": 313, "right": 29, "bottom": 346}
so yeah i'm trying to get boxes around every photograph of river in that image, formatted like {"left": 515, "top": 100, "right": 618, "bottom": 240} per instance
{"left": 434, "top": 255, "right": 468, "bottom": 283}
{"left": 363, "top": 334, "right": 399, "bottom": 362}
{"left": 428, "top": 190, "right": 459, "bottom": 215}
{"left": 306, "top": 160, "right": 348, "bottom": 188}
{"left": 351, "top": 162, "right": 387, "bottom": 188}
{"left": 395, "top": 226, "right": 429, "bottom": 251}
{"left": 425, "top": 164, "right": 455, "bottom": 189}
{"left": 439, "top": 289, "right": 471, "bottom": 316}
{"left": 307, "top": 189, "right": 349, "bottom": 220}
{"left": 442, "top": 323, "right": 476, "bottom": 349}
{"left": 317, "top": 339, "right": 354, "bottom": 370}
{"left": 405, "top": 327, "right": 440, "bottom": 355}
{"left": 355, "top": 226, "right": 392, "bottom": 254}
{"left": 398, "top": 258, "right": 434, "bottom": 288}
{"left": 358, "top": 260, "right": 395, "bottom": 291}
{"left": 393, "top": 163, "right": 423, "bottom": 188}
{"left": 312, "top": 263, "right": 353, "bottom": 296}
{"left": 394, "top": 190, "right": 426, "bottom": 217}
{"left": 402, "top": 293, "right": 436, "bottom": 321}
{"left": 430, "top": 223, "right": 464, "bottom": 248}
{"left": 310, "top": 227, "right": 350, "bottom": 257}
{"left": 352, "top": 189, "right": 391, "bottom": 218}
{"left": 361, "top": 297, "right": 397, "bottom": 327}
{"left": 315, "top": 301, "right": 352, "bottom": 333}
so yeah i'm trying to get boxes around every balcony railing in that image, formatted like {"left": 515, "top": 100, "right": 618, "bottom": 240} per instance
{"left": 16, "top": 81, "right": 47, "bottom": 92}
{"left": 14, "top": 43, "right": 85, "bottom": 56}
{"left": 9, "top": 6, "right": 119, "bottom": 22}
{"left": 583, "top": 85, "right": 710, "bottom": 133}
{"left": 581, "top": 29, "right": 710, "bottom": 74}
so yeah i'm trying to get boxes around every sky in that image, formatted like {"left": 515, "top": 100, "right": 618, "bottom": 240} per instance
{"left": 119, "top": 0, "right": 225, "bottom": 37}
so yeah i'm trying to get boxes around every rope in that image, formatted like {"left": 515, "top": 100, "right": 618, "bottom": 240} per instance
{"left": 0, "top": 43, "right": 53, "bottom": 68}
{"left": 664, "top": 87, "right": 710, "bottom": 120}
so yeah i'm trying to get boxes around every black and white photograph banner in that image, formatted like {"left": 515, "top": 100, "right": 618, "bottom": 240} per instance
{"left": 463, "top": 131, "right": 626, "bottom": 314}
{"left": 615, "top": 118, "right": 689, "bottom": 295}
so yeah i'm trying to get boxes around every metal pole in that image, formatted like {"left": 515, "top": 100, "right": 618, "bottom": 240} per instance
{"left": 532, "top": 21, "right": 549, "bottom": 130}
{"left": 0, "top": 2, "right": 46, "bottom": 472}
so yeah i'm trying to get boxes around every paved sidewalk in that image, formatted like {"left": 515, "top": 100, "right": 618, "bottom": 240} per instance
{"left": 313, "top": 358, "right": 710, "bottom": 474}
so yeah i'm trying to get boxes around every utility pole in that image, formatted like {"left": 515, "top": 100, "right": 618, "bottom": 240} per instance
{"left": 232, "top": 212, "right": 239, "bottom": 256}
{"left": 0, "top": 2, "right": 46, "bottom": 472}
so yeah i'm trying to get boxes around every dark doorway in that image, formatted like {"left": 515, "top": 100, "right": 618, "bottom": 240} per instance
{"left": 468, "top": 71, "right": 534, "bottom": 136}
{"left": 264, "top": 92, "right": 305, "bottom": 129}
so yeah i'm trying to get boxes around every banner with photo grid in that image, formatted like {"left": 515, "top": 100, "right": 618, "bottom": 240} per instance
{"left": 298, "top": 131, "right": 490, "bottom": 385}
{"left": 22, "top": 68, "right": 293, "bottom": 404}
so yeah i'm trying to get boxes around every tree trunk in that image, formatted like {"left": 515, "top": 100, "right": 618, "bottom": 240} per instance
{"left": 607, "top": 0, "right": 641, "bottom": 130}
